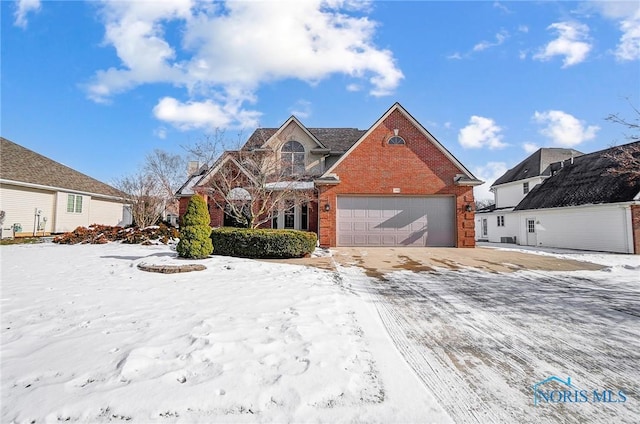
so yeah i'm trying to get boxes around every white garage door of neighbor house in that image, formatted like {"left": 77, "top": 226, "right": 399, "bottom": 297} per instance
{"left": 337, "top": 196, "right": 455, "bottom": 247}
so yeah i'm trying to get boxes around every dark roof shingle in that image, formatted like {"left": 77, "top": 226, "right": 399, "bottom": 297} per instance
{"left": 1, "top": 137, "right": 125, "bottom": 198}
{"left": 242, "top": 127, "right": 365, "bottom": 153}
{"left": 514, "top": 141, "right": 640, "bottom": 210}
{"left": 493, "top": 148, "right": 583, "bottom": 186}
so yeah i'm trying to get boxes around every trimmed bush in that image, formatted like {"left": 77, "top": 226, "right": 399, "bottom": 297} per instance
{"left": 211, "top": 228, "right": 317, "bottom": 259}
{"left": 177, "top": 195, "right": 213, "bottom": 259}
{"left": 181, "top": 195, "right": 211, "bottom": 227}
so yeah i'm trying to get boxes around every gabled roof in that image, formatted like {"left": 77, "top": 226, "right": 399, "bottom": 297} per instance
{"left": 514, "top": 141, "right": 640, "bottom": 210}
{"left": 0, "top": 137, "right": 125, "bottom": 199}
{"left": 175, "top": 163, "right": 210, "bottom": 197}
{"left": 492, "top": 147, "right": 583, "bottom": 187}
{"left": 242, "top": 126, "right": 365, "bottom": 153}
{"left": 323, "top": 102, "right": 481, "bottom": 183}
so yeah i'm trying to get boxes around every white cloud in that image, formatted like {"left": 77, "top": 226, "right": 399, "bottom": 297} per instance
{"left": 533, "top": 21, "right": 592, "bottom": 68}
{"left": 87, "top": 0, "right": 402, "bottom": 129}
{"left": 154, "top": 127, "right": 167, "bottom": 140}
{"left": 473, "top": 30, "right": 509, "bottom": 52}
{"left": 533, "top": 110, "right": 599, "bottom": 147}
{"left": 153, "top": 97, "right": 261, "bottom": 131}
{"left": 446, "top": 52, "right": 464, "bottom": 60}
{"left": 518, "top": 25, "right": 529, "bottom": 33}
{"left": 14, "top": 0, "right": 40, "bottom": 28}
{"left": 458, "top": 116, "right": 507, "bottom": 150}
{"left": 472, "top": 161, "right": 508, "bottom": 201}
{"left": 522, "top": 142, "right": 539, "bottom": 153}
{"left": 493, "top": 2, "right": 511, "bottom": 14}
{"left": 346, "top": 83, "right": 361, "bottom": 92}
{"left": 290, "top": 100, "right": 312, "bottom": 119}
{"left": 615, "top": 9, "right": 640, "bottom": 61}
{"left": 589, "top": 1, "right": 640, "bottom": 61}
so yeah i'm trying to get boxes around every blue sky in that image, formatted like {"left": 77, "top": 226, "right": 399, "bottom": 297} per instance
{"left": 2, "top": 0, "right": 639, "bottom": 200}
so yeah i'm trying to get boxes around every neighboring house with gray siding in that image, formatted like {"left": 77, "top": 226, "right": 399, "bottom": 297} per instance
{"left": 0, "top": 137, "right": 131, "bottom": 237}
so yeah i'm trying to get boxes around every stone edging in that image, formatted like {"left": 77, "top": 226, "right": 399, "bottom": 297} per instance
{"left": 137, "top": 263, "right": 206, "bottom": 274}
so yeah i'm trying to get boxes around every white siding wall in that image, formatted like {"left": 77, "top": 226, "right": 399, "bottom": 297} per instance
{"left": 89, "top": 198, "right": 128, "bottom": 227}
{"left": 0, "top": 184, "right": 55, "bottom": 235}
{"left": 475, "top": 211, "right": 519, "bottom": 243}
{"left": 494, "top": 177, "right": 544, "bottom": 208}
{"left": 54, "top": 192, "right": 90, "bottom": 233}
{"left": 516, "top": 205, "right": 633, "bottom": 253}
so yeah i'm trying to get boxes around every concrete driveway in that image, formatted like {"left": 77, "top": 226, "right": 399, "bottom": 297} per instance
{"left": 331, "top": 248, "right": 639, "bottom": 423}
{"left": 278, "top": 246, "right": 604, "bottom": 274}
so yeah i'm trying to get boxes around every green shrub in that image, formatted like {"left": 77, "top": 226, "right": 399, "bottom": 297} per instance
{"left": 181, "top": 194, "right": 211, "bottom": 227}
{"left": 211, "top": 228, "right": 317, "bottom": 259}
{"left": 177, "top": 226, "right": 213, "bottom": 259}
{"left": 177, "top": 195, "right": 213, "bottom": 259}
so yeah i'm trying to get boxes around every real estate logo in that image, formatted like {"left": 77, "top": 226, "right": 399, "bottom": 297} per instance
{"left": 532, "top": 376, "right": 628, "bottom": 406}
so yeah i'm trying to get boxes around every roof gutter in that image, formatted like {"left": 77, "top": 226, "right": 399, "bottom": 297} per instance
{"left": 0, "top": 178, "right": 128, "bottom": 202}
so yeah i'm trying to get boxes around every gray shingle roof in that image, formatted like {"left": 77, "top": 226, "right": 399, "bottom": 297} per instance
{"left": 514, "top": 141, "right": 640, "bottom": 210}
{"left": 242, "top": 127, "right": 365, "bottom": 153}
{"left": 492, "top": 148, "right": 583, "bottom": 187}
{"left": 1, "top": 137, "right": 125, "bottom": 199}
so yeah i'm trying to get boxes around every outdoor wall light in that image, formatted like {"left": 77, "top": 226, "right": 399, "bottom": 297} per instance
{"left": 324, "top": 203, "right": 331, "bottom": 212}
{"left": 465, "top": 204, "right": 473, "bottom": 212}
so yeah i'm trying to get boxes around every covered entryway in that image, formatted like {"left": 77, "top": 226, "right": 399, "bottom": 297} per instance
{"left": 337, "top": 196, "right": 455, "bottom": 246}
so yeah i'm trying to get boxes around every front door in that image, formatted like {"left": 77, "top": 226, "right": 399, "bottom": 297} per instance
{"left": 526, "top": 218, "right": 537, "bottom": 246}
{"left": 273, "top": 202, "right": 309, "bottom": 231}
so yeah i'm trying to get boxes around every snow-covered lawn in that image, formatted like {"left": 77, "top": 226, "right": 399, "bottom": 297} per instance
{"left": 1, "top": 243, "right": 446, "bottom": 423}
{"left": 3, "top": 242, "right": 639, "bottom": 423}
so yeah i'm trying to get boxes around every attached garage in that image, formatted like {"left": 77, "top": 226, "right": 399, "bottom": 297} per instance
{"left": 337, "top": 196, "right": 455, "bottom": 247}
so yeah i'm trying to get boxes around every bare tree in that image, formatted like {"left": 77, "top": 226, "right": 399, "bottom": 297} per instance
{"left": 474, "top": 198, "right": 494, "bottom": 210}
{"left": 606, "top": 100, "right": 640, "bottom": 141}
{"left": 114, "top": 173, "right": 164, "bottom": 228}
{"left": 181, "top": 129, "right": 244, "bottom": 166}
{"left": 605, "top": 101, "right": 640, "bottom": 181}
{"left": 143, "top": 149, "right": 186, "bottom": 215}
{"left": 201, "top": 126, "right": 316, "bottom": 229}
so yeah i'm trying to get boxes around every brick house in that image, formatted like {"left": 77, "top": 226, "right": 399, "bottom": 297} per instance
{"left": 176, "top": 103, "right": 482, "bottom": 247}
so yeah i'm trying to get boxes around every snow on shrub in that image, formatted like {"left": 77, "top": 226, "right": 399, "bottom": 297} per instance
{"left": 52, "top": 224, "right": 179, "bottom": 245}
{"left": 177, "top": 195, "right": 212, "bottom": 259}
{"left": 211, "top": 227, "right": 317, "bottom": 259}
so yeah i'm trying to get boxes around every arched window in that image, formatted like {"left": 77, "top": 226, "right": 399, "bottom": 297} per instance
{"left": 281, "top": 141, "right": 305, "bottom": 176}
{"left": 388, "top": 136, "right": 405, "bottom": 145}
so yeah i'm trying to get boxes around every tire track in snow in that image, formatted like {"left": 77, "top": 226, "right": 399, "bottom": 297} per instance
{"left": 338, "top": 264, "right": 640, "bottom": 424}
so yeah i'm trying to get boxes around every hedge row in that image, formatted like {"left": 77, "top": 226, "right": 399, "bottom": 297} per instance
{"left": 211, "top": 227, "right": 317, "bottom": 259}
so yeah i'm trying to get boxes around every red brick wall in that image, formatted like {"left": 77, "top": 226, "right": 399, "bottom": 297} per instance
{"left": 631, "top": 205, "right": 640, "bottom": 254}
{"left": 318, "top": 109, "right": 475, "bottom": 247}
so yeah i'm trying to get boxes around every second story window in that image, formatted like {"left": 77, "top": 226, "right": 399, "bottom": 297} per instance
{"left": 281, "top": 141, "right": 305, "bottom": 176}
{"left": 523, "top": 182, "right": 529, "bottom": 194}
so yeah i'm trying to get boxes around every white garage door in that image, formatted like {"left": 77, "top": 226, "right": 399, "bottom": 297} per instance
{"left": 337, "top": 196, "right": 455, "bottom": 247}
